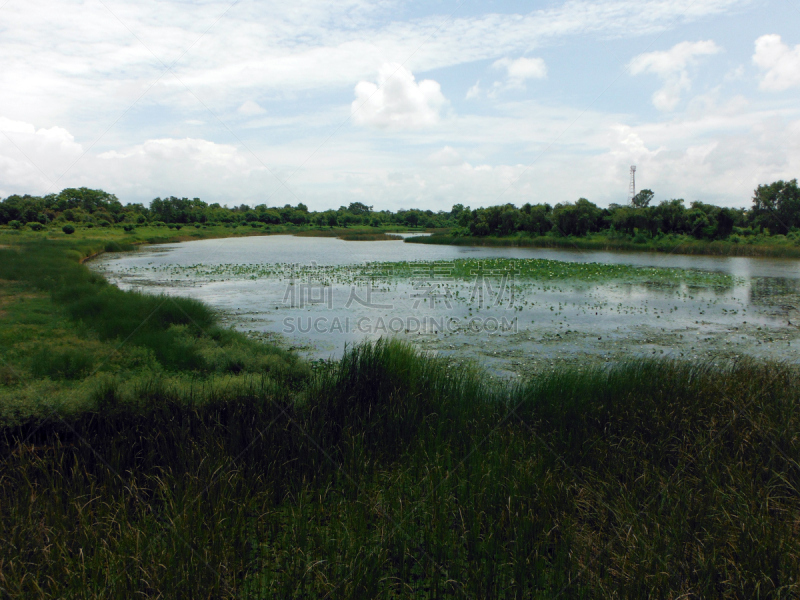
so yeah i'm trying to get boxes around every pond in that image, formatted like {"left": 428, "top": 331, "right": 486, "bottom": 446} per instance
{"left": 90, "top": 235, "right": 800, "bottom": 377}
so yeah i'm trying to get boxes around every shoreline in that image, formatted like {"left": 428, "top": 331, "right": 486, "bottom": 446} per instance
{"left": 405, "top": 233, "right": 800, "bottom": 259}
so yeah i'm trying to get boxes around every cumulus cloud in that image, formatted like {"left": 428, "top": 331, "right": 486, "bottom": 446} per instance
{"left": 753, "top": 34, "right": 800, "bottom": 91}
{"left": 352, "top": 63, "right": 446, "bottom": 129}
{"left": 629, "top": 40, "right": 721, "bottom": 110}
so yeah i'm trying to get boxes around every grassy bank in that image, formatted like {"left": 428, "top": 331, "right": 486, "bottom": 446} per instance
{"left": 1, "top": 231, "right": 799, "bottom": 597}
{"left": 0, "top": 232, "right": 308, "bottom": 420}
{"left": 407, "top": 233, "right": 800, "bottom": 258}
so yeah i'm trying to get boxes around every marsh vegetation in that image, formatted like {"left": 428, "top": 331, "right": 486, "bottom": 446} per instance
{"left": 1, "top": 226, "right": 799, "bottom": 597}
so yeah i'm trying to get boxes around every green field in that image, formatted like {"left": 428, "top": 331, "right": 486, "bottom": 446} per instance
{"left": 1, "top": 230, "right": 798, "bottom": 598}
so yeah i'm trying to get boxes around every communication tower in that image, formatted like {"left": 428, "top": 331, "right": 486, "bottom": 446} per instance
{"left": 628, "top": 165, "right": 636, "bottom": 203}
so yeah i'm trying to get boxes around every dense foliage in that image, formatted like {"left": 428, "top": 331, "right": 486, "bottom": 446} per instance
{"left": 456, "top": 181, "right": 799, "bottom": 240}
{"left": 0, "top": 188, "right": 456, "bottom": 230}
{"left": 1, "top": 179, "right": 799, "bottom": 242}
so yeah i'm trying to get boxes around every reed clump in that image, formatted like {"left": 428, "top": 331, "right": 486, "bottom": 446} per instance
{"left": 1, "top": 340, "right": 798, "bottom": 598}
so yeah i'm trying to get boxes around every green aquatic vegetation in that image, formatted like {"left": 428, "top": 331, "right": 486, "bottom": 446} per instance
{"left": 122, "top": 256, "right": 741, "bottom": 290}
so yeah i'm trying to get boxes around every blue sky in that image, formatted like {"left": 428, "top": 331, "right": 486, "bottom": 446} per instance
{"left": 1, "top": 0, "right": 799, "bottom": 211}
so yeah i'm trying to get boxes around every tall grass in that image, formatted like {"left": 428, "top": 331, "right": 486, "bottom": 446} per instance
{"left": 1, "top": 340, "right": 798, "bottom": 597}
{"left": 0, "top": 239, "right": 305, "bottom": 377}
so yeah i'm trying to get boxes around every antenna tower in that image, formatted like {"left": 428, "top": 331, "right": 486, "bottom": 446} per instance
{"left": 628, "top": 165, "right": 636, "bottom": 203}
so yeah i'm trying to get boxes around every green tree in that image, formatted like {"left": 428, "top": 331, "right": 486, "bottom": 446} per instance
{"left": 631, "top": 189, "right": 654, "bottom": 208}
{"left": 551, "top": 198, "right": 601, "bottom": 236}
{"left": 751, "top": 179, "right": 800, "bottom": 234}
{"left": 348, "top": 202, "right": 372, "bottom": 216}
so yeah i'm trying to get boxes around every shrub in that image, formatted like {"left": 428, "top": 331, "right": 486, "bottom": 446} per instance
{"left": 123, "top": 224, "right": 134, "bottom": 232}
{"left": 29, "top": 222, "right": 43, "bottom": 231}
{"left": 8, "top": 220, "right": 21, "bottom": 230}
{"left": 62, "top": 224, "right": 75, "bottom": 235}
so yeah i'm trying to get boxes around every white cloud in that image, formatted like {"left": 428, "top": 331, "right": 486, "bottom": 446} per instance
{"left": 492, "top": 57, "right": 547, "bottom": 85}
{"left": 0, "top": 0, "right": 749, "bottom": 124}
{"left": 629, "top": 40, "right": 721, "bottom": 110}
{"left": 753, "top": 34, "right": 800, "bottom": 91}
{"left": 237, "top": 100, "right": 266, "bottom": 116}
{"left": 3, "top": 0, "right": 792, "bottom": 211}
{"left": 352, "top": 63, "right": 446, "bottom": 129}
{"left": 0, "top": 117, "right": 83, "bottom": 194}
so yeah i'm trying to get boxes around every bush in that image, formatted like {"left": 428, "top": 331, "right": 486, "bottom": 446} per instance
{"left": 123, "top": 224, "right": 134, "bottom": 232}
{"left": 62, "top": 224, "right": 75, "bottom": 235}
{"left": 8, "top": 220, "right": 21, "bottom": 230}
{"left": 29, "top": 222, "right": 43, "bottom": 231}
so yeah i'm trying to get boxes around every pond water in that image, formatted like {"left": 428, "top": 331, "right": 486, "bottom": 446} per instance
{"left": 90, "top": 235, "right": 800, "bottom": 377}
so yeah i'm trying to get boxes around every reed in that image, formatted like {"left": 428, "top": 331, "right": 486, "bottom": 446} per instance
{"left": 1, "top": 341, "right": 798, "bottom": 597}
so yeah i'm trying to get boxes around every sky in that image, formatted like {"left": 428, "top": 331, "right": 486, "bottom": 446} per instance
{"left": 1, "top": 0, "right": 799, "bottom": 211}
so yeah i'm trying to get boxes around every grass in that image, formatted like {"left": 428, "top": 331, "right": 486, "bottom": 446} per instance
{"left": 0, "top": 235, "right": 307, "bottom": 420}
{"left": 408, "top": 232, "right": 800, "bottom": 258}
{"left": 1, "top": 341, "right": 798, "bottom": 597}
{"left": 0, "top": 227, "right": 798, "bottom": 597}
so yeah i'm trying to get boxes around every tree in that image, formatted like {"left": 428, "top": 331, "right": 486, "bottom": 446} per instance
{"left": 631, "top": 189, "right": 654, "bottom": 208}
{"left": 751, "top": 179, "right": 800, "bottom": 234}
{"left": 551, "top": 198, "right": 601, "bottom": 236}
{"left": 348, "top": 202, "right": 372, "bottom": 216}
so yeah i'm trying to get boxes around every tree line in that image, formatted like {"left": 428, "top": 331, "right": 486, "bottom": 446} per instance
{"left": 0, "top": 190, "right": 455, "bottom": 230}
{"left": 1, "top": 179, "right": 799, "bottom": 240}
{"left": 454, "top": 180, "right": 800, "bottom": 240}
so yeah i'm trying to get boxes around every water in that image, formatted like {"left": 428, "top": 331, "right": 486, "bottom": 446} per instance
{"left": 91, "top": 235, "right": 800, "bottom": 376}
